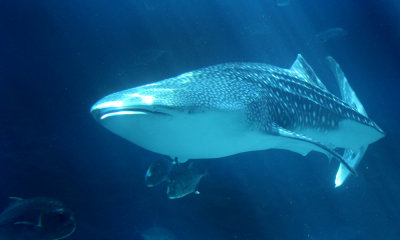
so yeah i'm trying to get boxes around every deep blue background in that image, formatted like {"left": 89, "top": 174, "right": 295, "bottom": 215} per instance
{"left": 1, "top": 0, "right": 399, "bottom": 239}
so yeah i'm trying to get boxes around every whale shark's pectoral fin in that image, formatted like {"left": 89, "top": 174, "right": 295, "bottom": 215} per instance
{"left": 272, "top": 126, "right": 357, "bottom": 176}
{"left": 335, "top": 146, "right": 367, "bottom": 187}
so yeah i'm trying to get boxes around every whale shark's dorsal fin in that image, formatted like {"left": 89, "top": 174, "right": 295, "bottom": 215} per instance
{"left": 326, "top": 56, "right": 368, "bottom": 187}
{"left": 290, "top": 54, "right": 327, "bottom": 90}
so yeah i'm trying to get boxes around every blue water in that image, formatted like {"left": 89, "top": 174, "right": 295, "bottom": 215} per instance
{"left": 1, "top": 0, "right": 399, "bottom": 239}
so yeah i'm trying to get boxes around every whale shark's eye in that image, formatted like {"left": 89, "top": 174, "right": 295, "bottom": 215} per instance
{"left": 129, "top": 93, "right": 155, "bottom": 104}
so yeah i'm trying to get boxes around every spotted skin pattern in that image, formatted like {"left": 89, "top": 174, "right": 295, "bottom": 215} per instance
{"left": 150, "top": 62, "right": 383, "bottom": 136}
{"left": 91, "top": 54, "right": 384, "bottom": 180}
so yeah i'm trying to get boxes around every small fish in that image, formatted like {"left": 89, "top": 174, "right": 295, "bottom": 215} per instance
{"left": 145, "top": 159, "right": 173, "bottom": 187}
{"left": 167, "top": 167, "right": 205, "bottom": 199}
{"left": 140, "top": 226, "right": 176, "bottom": 240}
{"left": 315, "top": 27, "right": 348, "bottom": 42}
{"left": 134, "top": 49, "right": 168, "bottom": 67}
{"left": 0, "top": 197, "right": 76, "bottom": 240}
{"left": 276, "top": 0, "right": 290, "bottom": 7}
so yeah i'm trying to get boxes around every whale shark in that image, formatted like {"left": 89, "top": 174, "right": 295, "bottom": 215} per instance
{"left": 91, "top": 54, "right": 384, "bottom": 186}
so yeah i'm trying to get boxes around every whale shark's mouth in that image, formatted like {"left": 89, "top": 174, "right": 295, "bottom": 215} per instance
{"left": 92, "top": 107, "right": 171, "bottom": 120}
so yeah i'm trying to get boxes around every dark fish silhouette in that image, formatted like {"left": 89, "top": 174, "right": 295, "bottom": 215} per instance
{"left": 276, "top": 0, "right": 290, "bottom": 7}
{"left": 145, "top": 159, "right": 173, "bottom": 187}
{"left": 140, "top": 226, "right": 176, "bottom": 240}
{"left": 167, "top": 166, "right": 205, "bottom": 199}
{"left": 0, "top": 197, "right": 76, "bottom": 240}
{"left": 315, "top": 27, "right": 348, "bottom": 42}
{"left": 133, "top": 49, "right": 168, "bottom": 67}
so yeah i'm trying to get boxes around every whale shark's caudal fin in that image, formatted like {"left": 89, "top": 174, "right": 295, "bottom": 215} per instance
{"left": 326, "top": 56, "right": 369, "bottom": 187}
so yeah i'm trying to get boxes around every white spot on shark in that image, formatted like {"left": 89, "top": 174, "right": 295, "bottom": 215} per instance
{"left": 130, "top": 93, "right": 155, "bottom": 104}
{"left": 95, "top": 100, "right": 124, "bottom": 109}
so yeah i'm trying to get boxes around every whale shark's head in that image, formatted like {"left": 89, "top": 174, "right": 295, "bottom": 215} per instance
{"left": 91, "top": 77, "right": 195, "bottom": 157}
{"left": 91, "top": 83, "right": 180, "bottom": 121}
{"left": 91, "top": 69, "right": 260, "bottom": 160}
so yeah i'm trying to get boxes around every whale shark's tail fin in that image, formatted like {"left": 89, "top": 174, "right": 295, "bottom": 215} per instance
{"left": 326, "top": 56, "right": 369, "bottom": 187}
